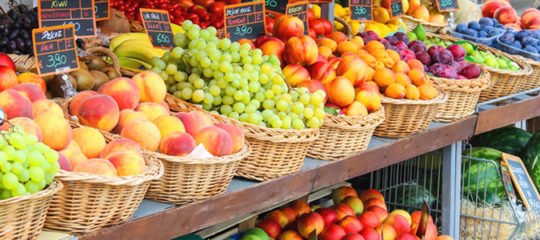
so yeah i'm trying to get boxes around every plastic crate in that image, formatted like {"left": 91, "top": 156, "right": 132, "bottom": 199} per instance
{"left": 450, "top": 27, "right": 504, "bottom": 48}
{"left": 497, "top": 36, "right": 540, "bottom": 61}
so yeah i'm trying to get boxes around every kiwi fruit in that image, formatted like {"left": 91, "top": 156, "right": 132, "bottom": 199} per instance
{"left": 86, "top": 56, "right": 107, "bottom": 71}
{"left": 79, "top": 61, "right": 89, "bottom": 71}
{"left": 90, "top": 70, "right": 110, "bottom": 90}
{"left": 101, "top": 67, "right": 121, "bottom": 80}
{"left": 71, "top": 69, "right": 95, "bottom": 91}
{"left": 48, "top": 74, "right": 78, "bottom": 98}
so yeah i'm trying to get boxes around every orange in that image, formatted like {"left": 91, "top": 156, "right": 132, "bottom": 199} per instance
{"left": 374, "top": 68, "right": 395, "bottom": 88}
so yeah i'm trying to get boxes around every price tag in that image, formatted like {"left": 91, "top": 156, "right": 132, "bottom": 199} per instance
{"left": 95, "top": 0, "right": 110, "bottom": 20}
{"left": 502, "top": 153, "right": 540, "bottom": 211}
{"left": 32, "top": 25, "right": 80, "bottom": 76}
{"left": 308, "top": 0, "right": 333, "bottom": 3}
{"left": 224, "top": 1, "right": 266, "bottom": 42}
{"left": 38, "top": 0, "right": 97, "bottom": 38}
{"left": 436, "top": 0, "right": 459, "bottom": 12}
{"left": 388, "top": 0, "right": 404, "bottom": 17}
{"left": 265, "top": 0, "right": 288, "bottom": 16}
{"left": 140, "top": 8, "right": 175, "bottom": 49}
{"left": 286, "top": 1, "right": 309, "bottom": 35}
{"left": 349, "top": 0, "right": 372, "bottom": 21}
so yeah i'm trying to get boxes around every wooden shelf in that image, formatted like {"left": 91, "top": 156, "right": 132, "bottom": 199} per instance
{"left": 73, "top": 94, "right": 539, "bottom": 240}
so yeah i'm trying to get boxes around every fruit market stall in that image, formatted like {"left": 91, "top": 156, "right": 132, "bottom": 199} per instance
{"left": 0, "top": 0, "right": 540, "bottom": 239}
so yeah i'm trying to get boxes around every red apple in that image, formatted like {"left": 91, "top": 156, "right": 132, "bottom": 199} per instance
{"left": 266, "top": 210, "right": 289, "bottom": 227}
{"left": 334, "top": 203, "right": 355, "bottom": 220}
{"left": 360, "top": 228, "right": 379, "bottom": 240}
{"left": 316, "top": 208, "right": 339, "bottom": 227}
{"left": 338, "top": 216, "right": 363, "bottom": 234}
{"left": 359, "top": 189, "right": 384, "bottom": 203}
{"left": 332, "top": 186, "right": 358, "bottom": 204}
{"left": 297, "top": 212, "right": 325, "bottom": 238}
{"left": 256, "top": 219, "right": 282, "bottom": 239}
{"left": 358, "top": 211, "right": 380, "bottom": 229}
{"left": 320, "top": 224, "right": 347, "bottom": 240}
{"left": 0, "top": 53, "right": 16, "bottom": 72}
{"left": 343, "top": 233, "right": 365, "bottom": 240}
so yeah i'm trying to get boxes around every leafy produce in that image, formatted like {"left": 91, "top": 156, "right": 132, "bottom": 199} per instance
{"left": 462, "top": 147, "right": 505, "bottom": 204}
{"left": 470, "top": 126, "right": 532, "bottom": 155}
{"left": 521, "top": 131, "right": 540, "bottom": 193}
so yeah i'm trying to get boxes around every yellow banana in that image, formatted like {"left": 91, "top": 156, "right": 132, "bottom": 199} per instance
{"left": 109, "top": 33, "right": 150, "bottom": 52}
{"left": 114, "top": 40, "right": 161, "bottom": 64}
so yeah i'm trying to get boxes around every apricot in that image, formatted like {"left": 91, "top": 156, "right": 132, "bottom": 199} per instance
{"left": 60, "top": 141, "right": 87, "bottom": 168}
{"left": 132, "top": 71, "right": 167, "bottom": 103}
{"left": 159, "top": 131, "right": 196, "bottom": 156}
{"left": 99, "top": 138, "right": 142, "bottom": 158}
{"left": 194, "top": 126, "right": 233, "bottom": 156}
{"left": 34, "top": 112, "right": 72, "bottom": 150}
{"left": 32, "top": 100, "right": 64, "bottom": 118}
{"left": 106, "top": 150, "right": 146, "bottom": 176}
{"left": 11, "top": 83, "right": 46, "bottom": 102}
{"left": 215, "top": 123, "right": 245, "bottom": 153}
{"left": 135, "top": 102, "right": 169, "bottom": 121}
{"left": 329, "top": 32, "right": 348, "bottom": 43}
{"left": 327, "top": 77, "right": 355, "bottom": 107}
{"left": 73, "top": 158, "right": 117, "bottom": 176}
{"left": 174, "top": 111, "right": 213, "bottom": 136}
{"left": 318, "top": 46, "right": 333, "bottom": 58}
{"left": 386, "top": 49, "right": 400, "bottom": 63}
{"left": 409, "top": 69, "right": 427, "bottom": 86}
{"left": 407, "top": 59, "right": 424, "bottom": 71}
{"left": 412, "top": 5, "right": 429, "bottom": 21}
{"left": 17, "top": 72, "right": 46, "bottom": 92}
{"left": 153, "top": 115, "right": 185, "bottom": 139}
{"left": 385, "top": 83, "right": 406, "bottom": 99}
{"left": 0, "top": 117, "right": 42, "bottom": 141}
{"left": 69, "top": 90, "right": 99, "bottom": 115}
{"left": 358, "top": 52, "right": 377, "bottom": 68}
{"left": 392, "top": 60, "right": 411, "bottom": 74}
{"left": 395, "top": 73, "right": 412, "bottom": 87}
{"left": 0, "top": 89, "right": 33, "bottom": 119}
{"left": 337, "top": 41, "right": 358, "bottom": 54}
{"left": 374, "top": 68, "right": 395, "bottom": 88}
{"left": 355, "top": 90, "right": 381, "bottom": 113}
{"left": 72, "top": 127, "right": 106, "bottom": 158}
{"left": 342, "top": 101, "right": 368, "bottom": 117}
{"left": 121, "top": 120, "right": 161, "bottom": 152}
{"left": 77, "top": 95, "right": 120, "bottom": 132}
{"left": 316, "top": 37, "right": 338, "bottom": 52}
{"left": 418, "top": 84, "right": 438, "bottom": 100}
{"left": 113, "top": 109, "right": 148, "bottom": 134}
{"left": 405, "top": 85, "right": 420, "bottom": 100}
{"left": 98, "top": 77, "right": 140, "bottom": 110}
{"left": 365, "top": 41, "right": 385, "bottom": 54}
{"left": 350, "top": 36, "right": 364, "bottom": 48}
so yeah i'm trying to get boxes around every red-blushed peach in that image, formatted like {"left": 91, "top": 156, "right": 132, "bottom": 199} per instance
{"left": 436, "top": 235, "right": 454, "bottom": 240}
{"left": 360, "top": 228, "right": 379, "bottom": 240}
{"left": 0, "top": 117, "right": 42, "bottom": 141}
{"left": 494, "top": 6, "right": 518, "bottom": 25}
{"left": 481, "top": 0, "right": 510, "bottom": 18}
{"left": 333, "top": 186, "right": 358, "bottom": 204}
{"left": 338, "top": 216, "right": 363, "bottom": 234}
{"left": 106, "top": 150, "right": 146, "bottom": 176}
{"left": 215, "top": 123, "right": 244, "bottom": 153}
{"left": 266, "top": 210, "right": 290, "bottom": 228}
{"left": 283, "top": 64, "right": 311, "bottom": 87}
{"left": 396, "top": 234, "right": 418, "bottom": 240}
{"left": 132, "top": 71, "right": 167, "bottom": 103}
{"left": 99, "top": 138, "right": 142, "bottom": 158}
{"left": 58, "top": 152, "right": 72, "bottom": 171}
{"left": 34, "top": 112, "right": 72, "bottom": 151}
{"left": 364, "top": 198, "right": 387, "bottom": 211}
{"left": 355, "top": 90, "right": 381, "bottom": 113}
{"left": 121, "top": 120, "right": 161, "bottom": 152}
{"left": 342, "top": 233, "right": 365, "bottom": 240}
{"left": 342, "top": 101, "right": 368, "bottom": 117}
{"left": 358, "top": 211, "right": 380, "bottom": 229}
{"left": 194, "top": 126, "right": 233, "bottom": 156}
{"left": 297, "top": 212, "right": 325, "bottom": 238}
{"left": 280, "top": 207, "right": 298, "bottom": 223}
{"left": 17, "top": 72, "right": 46, "bottom": 92}
{"left": 159, "top": 131, "right": 196, "bottom": 156}
{"left": 73, "top": 158, "right": 117, "bottom": 176}
{"left": 388, "top": 209, "right": 412, "bottom": 225}
{"left": 0, "top": 89, "right": 33, "bottom": 119}
{"left": 283, "top": 35, "right": 318, "bottom": 66}
{"left": 77, "top": 94, "right": 120, "bottom": 132}
{"left": 69, "top": 90, "right": 99, "bottom": 115}
{"left": 60, "top": 140, "right": 87, "bottom": 168}
{"left": 259, "top": 37, "right": 285, "bottom": 64}
{"left": 359, "top": 189, "right": 384, "bottom": 203}
{"left": 0, "top": 66, "right": 18, "bottom": 91}
{"left": 424, "top": 223, "right": 438, "bottom": 240}
{"left": 153, "top": 115, "right": 185, "bottom": 139}
{"left": 320, "top": 224, "right": 347, "bottom": 240}
{"left": 256, "top": 219, "right": 282, "bottom": 239}
{"left": 367, "top": 206, "right": 388, "bottom": 225}
{"left": 11, "top": 83, "right": 46, "bottom": 102}
{"left": 278, "top": 230, "right": 303, "bottom": 240}
{"left": 334, "top": 203, "right": 355, "bottom": 220}
{"left": 72, "top": 127, "right": 106, "bottom": 158}
{"left": 291, "top": 200, "right": 311, "bottom": 216}
{"left": 327, "top": 76, "right": 355, "bottom": 107}
{"left": 337, "top": 53, "right": 369, "bottom": 87}
{"left": 521, "top": 11, "right": 540, "bottom": 29}
{"left": 174, "top": 112, "right": 213, "bottom": 136}
{"left": 113, "top": 109, "right": 148, "bottom": 134}
{"left": 309, "top": 61, "right": 336, "bottom": 85}
{"left": 98, "top": 77, "right": 140, "bottom": 110}
{"left": 272, "top": 15, "right": 304, "bottom": 42}
{"left": 316, "top": 207, "right": 339, "bottom": 227}
{"left": 342, "top": 196, "right": 364, "bottom": 215}
{"left": 410, "top": 211, "right": 434, "bottom": 236}
{"left": 135, "top": 102, "right": 169, "bottom": 121}
{"left": 375, "top": 223, "right": 398, "bottom": 240}
{"left": 32, "top": 100, "right": 64, "bottom": 118}
{"left": 384, "top": 213, "right": 410, "bottom": 236}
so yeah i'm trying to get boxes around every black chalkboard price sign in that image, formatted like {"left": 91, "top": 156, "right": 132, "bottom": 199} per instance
{"left": 32, "top": 24, "right": 80, "bottom": 76}
{"left": 95, "top": 0, "right": 110, "bottom": 20}
{"left": 265, "top": 0, "right": 288, "bottom": 16}
{"left": 38, "top": 0, "right": 97, "bottom": 38}
{"left": 436, "top": 0, "right": 459, "bottom": 12}
{"left": 349, "top": 0, "right": 372, "bottom": 21}
{"left": 224, "top": 1, "right": 266, "bottom": 42}
{"left": 140, "top": 8, "right": 175, "bottom": 49}
{"left": 389, "top": 0, "right": 404, "bottom": 17}
{"left": 286, "top": 1, "right": 309, "bottom": 35}
{"left": 502, "top": 153, "right": 540, "bottom": 211}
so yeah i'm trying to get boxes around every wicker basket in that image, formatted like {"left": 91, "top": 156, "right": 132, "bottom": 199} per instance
{"left": 335, "top": 17, "right": 353, "bottom": 39}
{"left": 518, "top": 57, "right": 540, "bottom": 92}
{"left": 45, "top": 141, "right": 163, "bottom": 234}
{"left": 83, "top": 47, "right": 122, "bottom": 73}
{"left": 0, "top": 180, "right": 62, "bottom": 239}
{"left": 165, "top": 94, "right": 320, "bottom": 181}
{"left": 307, "top": 107, "right": 385, "bottom": 160}
{"left": 374, "top": 93, "right": 447, "bottom": 138}
{"left": 431, "top": 68, "right": 490, "bottom": 122}
{"left": 8, "top": 54, "right": 36, "bottom": 73}
{"left": 402, "top": 15, "right": 445, "bottom": 34}
{"left": 145, "top": 144, "right": 251, "bottom": 204}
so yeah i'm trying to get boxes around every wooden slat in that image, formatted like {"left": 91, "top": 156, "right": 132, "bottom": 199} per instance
{"left": 475, "top": 95, "right": 540, "bottom": 134}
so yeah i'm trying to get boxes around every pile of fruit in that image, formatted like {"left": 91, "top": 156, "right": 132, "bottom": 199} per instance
{"left": 403, "top": 0, "right": 446, "bottom": 25}
{"left": 109, "top": 32, "right": 169, "bottom": 73}
{"left": 238, "top": 187, "right": 453, "bottom": 240}
{"left": 151, "top": 20, "right": 326, "bottom": 129}
{"left": 452, "top": 18, "right": 506, "bottom": 47}
{"left": 0, "top": 4, "right": 37, "bottom": 55}
{"left": 498, "top": 29, "right": 540, "bottom": 60}
{"left": 481, "top": 0, "right": 540, "bottom": 30}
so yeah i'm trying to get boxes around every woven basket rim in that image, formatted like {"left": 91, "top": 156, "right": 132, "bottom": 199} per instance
{"left": 0, "top": 179, "right": 62, "bottom": 205}
{"left": 382, "top": 91, "right": 447, "bottom": 105}
{"left": 402, "top": 15, "right": 446, "bottom": 27}
{"left": 147, "top": 143, "right": 251, "bottom": 165}
{"left": 430, "top": 67, "right": 491, "bottom": 92}
{"left": 55, "top": 153, "right": 163, "bottom": 186}
{"left": 324, "top": 106, "right": 385, "bottom": 129}
{"left": 334, "top": 16, "right": 353, "bottom": 39}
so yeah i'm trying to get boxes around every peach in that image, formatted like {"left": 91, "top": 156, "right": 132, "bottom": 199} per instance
{"left": 494, "top": 6, "right": 518, "bottom": 25}
{"left": 375, "top": 223, "right": 397, "bottom": 240}
{"left": 333, "top": 186, "right": 358, "bottom": 204}
{"left": 388, "top": 209, "right": 412, "bottom": 225}
{"left": 309, "top": 61, "right": 336, "bottom": 84}
{"left": 317, "top": 37, "right": 338, "bottom": 52}
{"left": 436, "top": 236, "right": 454, "bottom": 240}
{"left": 384, "top": 213, "right": 410, "bottom": 235}
{"left": 368, "top": 206, "right": 388, "bottom": 225}
{"left": 334, "top": 203, "right": 355, "bottom": 220}
{"left": 327, "top": 77, "right": 355, "bottom": 107}
{"left": 283, "top": 64, "right": 311, "bottom": 87}
{"left": 412, "top": 5, "right": 429, "bottom": 21}
{"left": 522, "top": 8, "right": 540, "bottom": 16}
{"left": 319, "top": 46, "right": 334, "bottom": 58}
{"left": 267, "top": 210, "right": 289, "bottom": 228}
{"left": 273, "top": 15, "right": 304, "bottom": 42}
{"left": 58, "top": 152, "right": 72, "bottom": 171}
{"left": 342, "top": 196, "right": 364, "bottom": 215}
{"left": 396, "top": 234, "right": 418, "bottom": 240}
{"left": 320, "top": 224, "right": 347, "bottom": 240}
{"left": 291, "top": 200, "right": 311, "bottom": 216}
{"left": 342, "top": 101, "right": 368, "bottom": 117}
{"left": 132, "top": 71, "right": 167, "bottom": 103}
{"left": 113, "top": 109, "right": 148, "bottom": 134}
{"left": 73, "top": 158, "right": 117, "bottom": 176}
{"left": 256, "top": 219, "right": 282, "bottom": 239}
{"left": 337, "top": 53, "right": 369, "bottom": 87}
{"left": 337, "top": 41, "right": 358, "bottom": 55}
{"left": 159, "top": 131, "right": 196, "bottom": 156}
{"left": 329, "top": 32, "right": 347, "bottom": 43}
{"left": 359, "top": 189, "right": 384, "bottom": 202}
{"left": 283, "top": 36, "right": 318, "bottom": 66}
{"left": 0, "top": 117, "right": 42, "bottom": 141}
{"left": 194, "top": 126, "right": 233, "bottom": 156}
{"left": 34, "top": 112, "right": 72, "bottom": 151}
{"left": 505, "top": 22, "right": 522, "bottom": 30}
{"left": 355, "top": 90, "right": 381, "bottom": 113}
{"left": 136, "top": 102, "right": 169, "bottom": 121}
{"left": 338, "top": 216, "right": 363, "bottom": 234}
{"left": 60, "top": 140, "right": 87, "bottom": 168}
{"left": 395, "top": 73, "right": 412, "bottom": 87}
{"left": 17, "top": 72, "right": 46, "bottom": 92}
{"left": 0, "top": 66, "right": 18, "bottom": 91}
{"left": 360, "top": 228, "right": 379, "bottom": 240}
{"left": 215, "top": 123, "right": 244, "bottom": 153}
{"left": 11, "top": 83, "right": 46, "bottom": 102}
{"left": 342, "top": 233, "right": 365, "bottom": 240}
{"left": 358, "top": 211, "right": 380, "bottom": 229}
{"left": 359, "top": 81, "right": 380, "bottom": 93}
{"left": 425, "top": 223, "right": 438, "bottom": 240}
{"left": 316, "top": 208, "right": 339, "bottom": 226}
{"left": 418, "top": 84, "right": 438, "bottom": 100}
{"left": 77, "top": 95, "right": 120, "bottom": 132}
{"left": 69, "top": 90, "right": 99, "bottom": 115}
{"left": 385, "top": 83, "right": 406, "bottom": 99}
{"left": 106, "top": 150, "right": 146, "bottom": 176}
{"left": 260, "top": 37, "right": 285, "bottom": 64}
{"left": 0, "top": 89, "right": 33, "bottom": 119}
{"left": 280, "top": 207, "right": 298, "bottom": 223}
{"left": 153, "top": 115, "right": 185, "bottom": 138}
{"left": 482, "top": 0, "right": 510, "bottom": 18}
{"left": 174, "top": 111, "right": 213, "bottom": 136}
{"left": 99, "top": 138, "right": 142, "bottom": 158}
{"left": 32, "top": 100, "right": 64, "bottom": 118}
{"left": 72, "top": 127, "right": 106, "bottom": 158}
{"left": 364, "top": 197, "right": 387, "bottom": 211}
{"left": 297, "top": 80, "right": 327, "bottom": 103}
{"left": 374, "top": 68, "right": 395, "bottom": 89}
{"left": 297, "top": 212, "right": 325, "bottom": 238}
{"left": 278, "top": 230, "right": 303, "bottom": 240}
{"left": 121, "top": 120, "right": 161, "bottom": 152}
{"left": 98, "top": 77, "right": 140, "bottom": 110}
{"left": 237, "top": 39, "right": 255, "bottom": 49}
{"left": 521, "top": 11, "right": 540, "bottom": 29}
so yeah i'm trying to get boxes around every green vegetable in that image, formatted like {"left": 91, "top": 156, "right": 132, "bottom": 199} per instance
{"left": 470, "top": 126, "right": 532, "bottom": 155}
{"left": 462, "top": 147, "right": 505, "bottom": 204}
{"left": 521, "top": 131, "right": 540, "bottom": 193}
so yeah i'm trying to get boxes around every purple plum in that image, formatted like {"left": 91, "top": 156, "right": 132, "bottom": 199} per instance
{"left": 428, "top": 45, "right": 445, "bottom": 56}
{"left": 432, "top": 49, "right": 454, "bottom": 65}
{"left": 394, "top": 41, "right": 409, "bottom": 50}
{"left": 357, "top": 31, "right": 381, "bottom": 43}
{"left": 460, "top": 64, "right": 482, "bottom": 79}
{"left": 393, "top": 32, "right": 409, "bottom": 44}
{"left": 446, "top": 44, "right": 466, "bottom": 61}
{"left": 415, "top": 51, "right": 432, "bottom": 65}
{"left": 384, "top": 36, "right": 399, "bottom": 45}
{"left": 399, "top": 49, "right": 416, "bottom": 62}
{"left": 429, "top": 63, "right": 458, "bottom": 79}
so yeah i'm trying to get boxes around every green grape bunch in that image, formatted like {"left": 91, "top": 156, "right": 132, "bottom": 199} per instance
{"left": 0, "top": 124, "right": 60, "bottom": 200}
{"left": 151, "top": 20, "right": 326, "bottom": 130}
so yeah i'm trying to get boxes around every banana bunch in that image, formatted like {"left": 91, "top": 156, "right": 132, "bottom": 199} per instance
{"left": 109, "top": 32, "right": 167, "bottom": 72}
